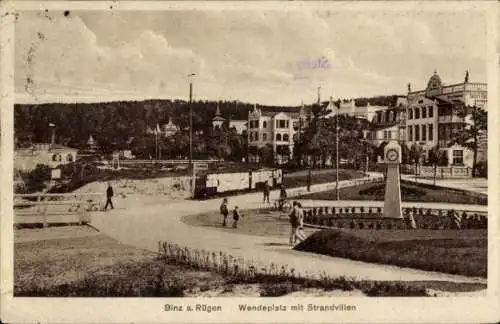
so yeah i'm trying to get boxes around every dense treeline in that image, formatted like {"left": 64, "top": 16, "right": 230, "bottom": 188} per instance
{"left": 14, "top": 95, "right": 400, "bottom": 162}
{"left": 14, "top": 99, "right": 306, "bottom": 150}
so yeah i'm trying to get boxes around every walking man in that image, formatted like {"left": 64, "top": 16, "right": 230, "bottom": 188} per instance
{"left": 295, "top": 202, "right": 307, "bottom": 243}
{"left": 306, "top": 168, "right": 312, "bottom": 192}
{"left": 263, "top": 180, "right": 270, "bottom": 204}
{"left": 220, "top": 198, "right": 229, "bottom": 227}
{"left": 104, "top": 182, "right": 114, "bottom": 211}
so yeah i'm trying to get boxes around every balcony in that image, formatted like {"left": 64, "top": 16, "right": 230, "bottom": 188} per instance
{"left": 438, "top": 115, "right": 464, "bottom": 124}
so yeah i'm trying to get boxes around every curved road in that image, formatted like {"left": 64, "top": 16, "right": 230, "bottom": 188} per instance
{"left": 91, "top": 176, "right": 486, "bottom": 285}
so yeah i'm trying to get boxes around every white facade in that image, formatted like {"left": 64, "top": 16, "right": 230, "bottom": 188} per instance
{"left": 229, "top": 120, "right": 247, "bottom": 134}
{"left": 247, "top": 105, "right": 307, "bottom": 163}
{"left": 15, "top": 143, "right": 78, "bottom": 172}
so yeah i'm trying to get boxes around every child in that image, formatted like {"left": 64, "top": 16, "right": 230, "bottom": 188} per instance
{"left": 232, "top": 206, "right": 242, "bottom": 228}
{"left": 220, "top": 198, "right": 229, "bottom": 227}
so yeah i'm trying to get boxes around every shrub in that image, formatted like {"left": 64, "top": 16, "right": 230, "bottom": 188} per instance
{"left": 475, "top": 161, "right": 487, "bottom": 178}
{"left": 260, "top": 281, "right": 302, "bottom": 296}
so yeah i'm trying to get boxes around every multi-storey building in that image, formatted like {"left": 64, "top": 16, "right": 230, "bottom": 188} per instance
{"left": 404, "top": 71, "right": 487, "bottom": 167}
{"left": 247, "top": 104, "right": 312, "bottom": 164}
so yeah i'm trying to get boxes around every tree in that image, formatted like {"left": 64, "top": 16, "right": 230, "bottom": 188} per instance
{"left": 258, "top": 144, "right": 274, "bottom": 166}
{"left": 428, "top": 146, "right": 447, "bottom": 185}
{"left": 449, "top": 102, "right": 487, "bottom": 177}
{"left": 409, "top": 143, "right": 424, "bottom": 178}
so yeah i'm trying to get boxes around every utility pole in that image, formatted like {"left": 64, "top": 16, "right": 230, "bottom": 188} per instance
{"left": 333, "top": 96, "right": 339, "bottom": 200}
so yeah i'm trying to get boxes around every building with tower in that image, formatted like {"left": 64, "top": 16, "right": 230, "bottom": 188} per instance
{"left": 404, "top": 70, "right": 487, "bottom": 167}
{"left": 212, "top": 104, "right": 226, "bottom": 129}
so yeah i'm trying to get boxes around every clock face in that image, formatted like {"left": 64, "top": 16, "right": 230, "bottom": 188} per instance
{"left": 386, "top": 148, "right": 399, "bottom": 162}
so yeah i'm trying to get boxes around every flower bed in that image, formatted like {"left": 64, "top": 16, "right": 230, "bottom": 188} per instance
{"left": 302, "top": 206, "right": 487, "bottom": 230}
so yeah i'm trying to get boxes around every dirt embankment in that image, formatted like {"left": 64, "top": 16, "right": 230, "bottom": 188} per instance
{"left": 73, "top": 177, "right": 192, "bottom": 200}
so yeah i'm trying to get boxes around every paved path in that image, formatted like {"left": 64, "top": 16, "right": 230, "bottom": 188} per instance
{"left": 91, "top": 176, "right": 486, "bottom": 285}
{"left": 402, "top": 175, "right": 488, "bottom": 195}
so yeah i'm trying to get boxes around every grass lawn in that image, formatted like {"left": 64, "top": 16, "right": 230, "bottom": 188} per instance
{"left": 14, "top": 226, "right": 486, "bottom": 297}
{"left": 282, "top": 169, "right": 365, "bottom": 189}
{"left": 182, "top": 209, "right": 318, "bottom": 238}
{"left": 295, "top": 180, "right": 487, "bottom": 205}
{"left": 295, "top": 228, "right": 487, "bottom": 278}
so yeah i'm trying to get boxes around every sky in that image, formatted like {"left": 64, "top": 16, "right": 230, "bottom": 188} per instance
{"left": 14, "top": 8, "right": 488, "bottom": 106}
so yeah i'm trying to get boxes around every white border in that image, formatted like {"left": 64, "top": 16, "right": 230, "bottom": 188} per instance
{"left": 1, "top": 1, "right": 499, "bottom": 323}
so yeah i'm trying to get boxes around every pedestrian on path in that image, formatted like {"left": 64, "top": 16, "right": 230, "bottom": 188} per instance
{"left": 220, "top": 198, "right": 229, "bottom": 227}
{"left": 289, "top": 201, "right": 299, "bottom": 246}
{"left": 232, "top": 206, "right": 241, "bottom": 228}
{"left": 103, "top": 182, "right": 114, "bottom": 211}
{"left": 306, "top": 168, "right": 312, "bottom": 192}
{"left": 263, "top": 181, "right": 270, "bottom": 204}
{"left": 295, "top": 202, "right": 307, "bottom": 243}
{"left": 278, "top": 184, "right": 288, "bottom": 211}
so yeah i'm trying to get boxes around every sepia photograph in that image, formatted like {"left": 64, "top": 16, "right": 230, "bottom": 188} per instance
{"left": 1, "top": 1, "right": 499, "bottom": 323}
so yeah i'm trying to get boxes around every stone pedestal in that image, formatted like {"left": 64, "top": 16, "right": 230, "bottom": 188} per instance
{"left": 383, "top": 141, "right": 403, "bottom": 219}
{"left": 383, "top": 164, "right": 402, "bottom": 219}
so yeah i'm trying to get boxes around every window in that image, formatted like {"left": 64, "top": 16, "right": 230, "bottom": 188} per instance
{"left": 428, "top": 106, "right": 434, "bottom": 118}
{"left": 276, "top": 133, "right": 282, "bottom": 141}
{"left": 255, "top": 132, "right": 259, "bottom": 141}
{"left": 408, "top": 125, "right": 413, "bottom": 141}
{"left": 418, "top": 99, "right": 424, "bottom": 104}
{"left": 66, "top": 154, "right": 73, "bottom": 162}
{"left": 52, "top": 154, "right": 58, "bottom": 161}
{"left": 388, "top": 131, "right": 392, "bottom": 139}
{"left": 422, "top": 124, "right": 427, "bottom": 141}
{"left": 293, "top": 121, "right": 299, "bottom": 131}
{"left": 286, "top": 120, "right": 290, "bottom": 128}
{"left": 422, "top": 107, "right": 427, "bottom": 119}
{"left": 263, "top": 133, "right": 267, "bottom": 141}
{"left": 452, "top": 150, "right": 463, "bottom": 165}
{"left": 428, "top": 124, "right": 433, "bottom": 141}
{"left": 283, "top": 134, "right": 289, "bottom": 142}
{"left": 408, "top": 109, "right": 413, "bottom": 119}
{"left": 278, "top": 120, "right": 287, "bottom": 128}
{"left": 414, "top": 107, "right": 420, "bottom": 119}
{"left": 263, "top": 121, "right": 267, "bottom": 128}
{"left": 415, "top": 125, "right": 420, "bottom": 141}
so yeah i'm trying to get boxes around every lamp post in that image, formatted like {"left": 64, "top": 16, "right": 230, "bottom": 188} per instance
{"left": 188, "top": 73, "right": 196, "bottom": 198}
{"left": 363, "top": 129, "right": 370, "bottom": 174}
{"left": 188, "top": 73, "right": 196, "bottom": 169}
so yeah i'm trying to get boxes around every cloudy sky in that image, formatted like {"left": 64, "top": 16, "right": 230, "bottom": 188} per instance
{"left": 14, "top": 8, "right": 487, "bottom": 105}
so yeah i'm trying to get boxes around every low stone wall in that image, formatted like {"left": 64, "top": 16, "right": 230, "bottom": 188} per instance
{"left": 302, "top": 206, "right": 487, "bottom": 230}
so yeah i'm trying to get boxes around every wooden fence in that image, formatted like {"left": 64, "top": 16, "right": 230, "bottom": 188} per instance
{"left": 14, "top": 193, "right": 102, "bottom": 227}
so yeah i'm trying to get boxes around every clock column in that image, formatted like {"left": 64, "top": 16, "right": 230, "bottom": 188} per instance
{"left": 383, "top": 141, "right": 403, "bottom": 219}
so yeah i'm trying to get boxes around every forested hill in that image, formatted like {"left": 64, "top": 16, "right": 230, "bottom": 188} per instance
{"left": 14, "top": 95, "right": 401, "bottom": 149}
